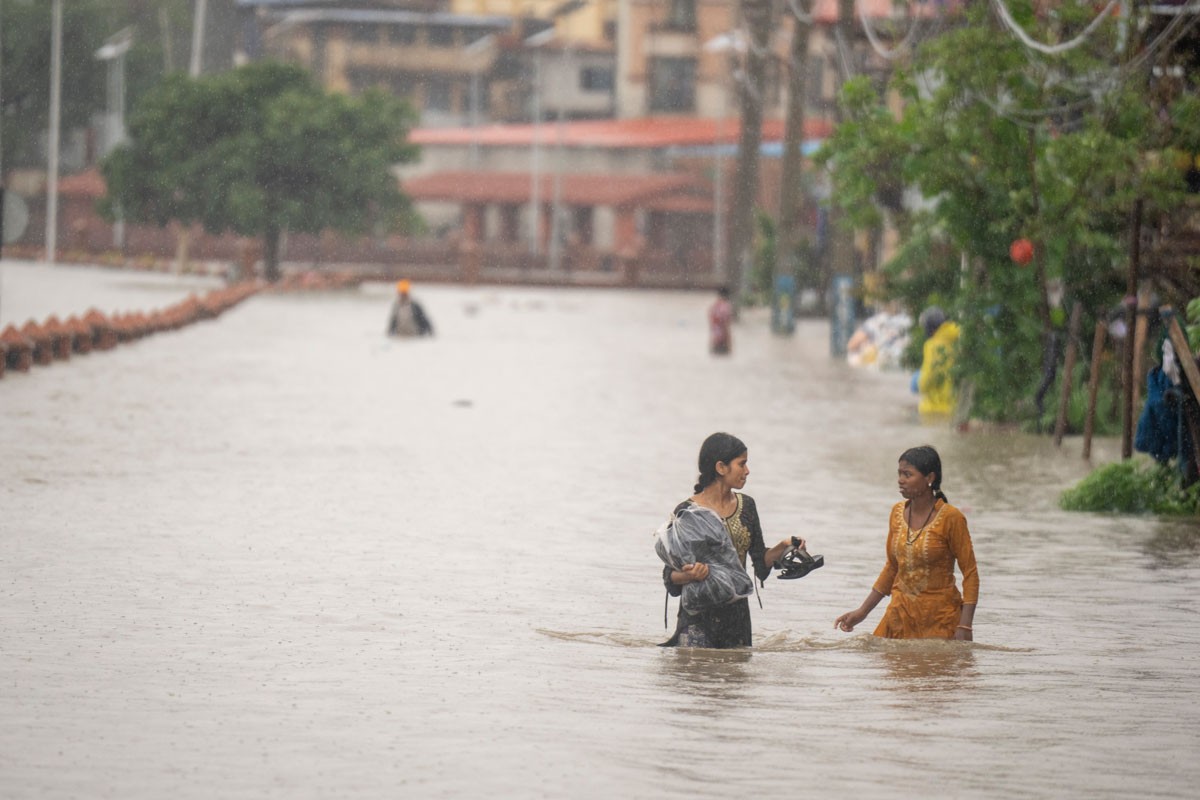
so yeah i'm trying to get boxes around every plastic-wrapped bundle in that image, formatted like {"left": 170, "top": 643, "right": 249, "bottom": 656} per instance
{"left": 654, "top": 503, "right": 754, "bottom": 614}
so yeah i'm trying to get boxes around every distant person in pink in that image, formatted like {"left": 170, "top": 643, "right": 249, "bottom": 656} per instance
{"left": 708, "top": 287, "right": 733, "bottom": 355}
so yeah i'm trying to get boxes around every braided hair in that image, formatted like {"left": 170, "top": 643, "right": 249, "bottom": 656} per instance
{"left": 694, "top": 432, "right": 747, "bottom": 493}
{"left": 899, "top": 445, "right": 948, "bottom": 503}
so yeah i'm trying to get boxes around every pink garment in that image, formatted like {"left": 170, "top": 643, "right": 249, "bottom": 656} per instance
{"left": 709, "top": 298, "right": 733, "bottom": 354}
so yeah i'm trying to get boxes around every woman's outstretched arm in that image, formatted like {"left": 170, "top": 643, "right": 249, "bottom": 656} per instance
{"left": 835, "top": 589, "right": 885, "bottom": 632}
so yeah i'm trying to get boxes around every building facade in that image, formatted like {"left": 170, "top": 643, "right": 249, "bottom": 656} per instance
{"left": 237, "top": 0, "right": 617, "bottom": 125}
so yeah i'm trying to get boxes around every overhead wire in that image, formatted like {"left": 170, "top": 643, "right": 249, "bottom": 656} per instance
{"left": 941, "top": 3, "right": 1200, "bottom": 129}
{"left": 990, "top": 0, "right": 1121, "bottom": 55}
{"left": 825, "top": 0, "right": 1199, "bottom": 134}
{"left": 859, "top": 0, "right": 925, "bottom": 61}
{"left": 783, "top": 0, "right": 813, "bottom": 25}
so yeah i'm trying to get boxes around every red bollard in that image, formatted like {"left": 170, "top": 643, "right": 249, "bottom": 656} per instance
{"left": 42, "top": 316, "right": 73, "bottom": 360}
{"left": 177, "top": 296, "right": 202, "bottom": 325}
{"left": 83, "top": 309, "right": 118, "bottom": 350}
{"left": 198, "top": 291, "right": 224, "bottom": 318}
{"left": 161, "top": 304, "right": 182, "bottom": 330}
{"left": 2, "top": 326, "right": 34, "bottom": 371}
{"left": 115, "top": 312, "right": 145, "bottom": 341}
{"left": 65, "top": 315, "right": 94, "bottom": 354}
{"left": 20, "top": 321, "right": 54, "bottom": 365}
{"left": 129, "top": 311, "right": 150, "bottom": 338}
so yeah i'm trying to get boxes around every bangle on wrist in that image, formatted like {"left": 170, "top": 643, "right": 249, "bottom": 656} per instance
{"left": 956, "top": 625, "right": 972, "bottom": 631}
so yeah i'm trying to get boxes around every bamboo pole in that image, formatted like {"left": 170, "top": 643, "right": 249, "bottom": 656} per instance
{"left": 1132, "top": 285, "right": 1151, "bottom": 413}
{"left": 1121, "top": 199, "right": 1143, "bottom": 459}
{"left": 1161, "top": 307, "right": 1200, "bottom": 473}
{"left": 1054, "top": 302, "right": 1084, "bottom": 446}
{"left": 1162, "top": 308, "right": 1200, "bottom": 404}
{"left": 1082, "top": 319, "right": 1108, "bottom": 460}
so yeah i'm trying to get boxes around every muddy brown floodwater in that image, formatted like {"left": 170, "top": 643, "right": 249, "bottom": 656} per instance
{"left": 2, "top": 260, "right": 1199, "bottom": 798}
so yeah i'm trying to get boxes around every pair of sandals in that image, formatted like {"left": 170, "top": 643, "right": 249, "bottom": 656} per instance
{"left": 776, "top": 537, "right": 824, "bottom": 580}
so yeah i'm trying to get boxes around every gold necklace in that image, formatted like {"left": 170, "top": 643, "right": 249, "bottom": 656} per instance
{"left": 905, "top": 501, "right": 937, "bottom": 545}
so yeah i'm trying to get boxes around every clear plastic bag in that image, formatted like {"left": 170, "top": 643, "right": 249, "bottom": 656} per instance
{"left": 654, "top": 503, "right": 754, "bottom": 614}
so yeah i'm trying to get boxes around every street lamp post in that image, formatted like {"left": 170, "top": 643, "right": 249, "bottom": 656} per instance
{"left": 525, "top": 28, "right": 554, "bottom": 259}
{"left": 190, "top": 0, "right": 208, "bottom": 77}
{"left": 97, "top": 28, "right": 134, "bottom": 249}
{"left": 46, "top": 0, "right": 63, "bottom": 265}
{"left": 469, "top": 73, "right": 481, "bottom": 166}
{"left": 525, "top": 1, "right": 587, "bottom": 263}
{"left": 1, "top": 0, "right": 6, "bottom": 263}
{"left": 548, "top": 42, "right": 573, "bottom": 274}
{"left": 703, "top": 31, "right": 746, "bottom": 281}
{"left": 464, "top": 33, "right": 497, "bottom": 169}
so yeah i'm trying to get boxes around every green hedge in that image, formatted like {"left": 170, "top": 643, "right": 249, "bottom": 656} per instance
{"left": 1059, "top": 459, "right": 1200, "bottom": 515}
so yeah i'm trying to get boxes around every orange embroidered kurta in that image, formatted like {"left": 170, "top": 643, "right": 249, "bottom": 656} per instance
{"left": 872, "top": 499, "right": 979, "bottom": 639}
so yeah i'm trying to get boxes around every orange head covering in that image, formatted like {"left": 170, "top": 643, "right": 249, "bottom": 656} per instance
{"left": 396, "top": 279, "right": 411, "bottom": 295}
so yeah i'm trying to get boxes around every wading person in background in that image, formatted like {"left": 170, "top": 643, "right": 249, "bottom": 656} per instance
{"left": 708, "top": 287, "right": 734, "bottom": 355}
{"left": 387, "top": 279, "right": 434, "bottom": 337}
{"left": 656, "top": 432, "right": 803, "bottom": 648}
{"left": 916, "top": 306, "right": 960, "bottom": 417}
{"left": 835, "top": 445, "right": 978, "bottom": 640}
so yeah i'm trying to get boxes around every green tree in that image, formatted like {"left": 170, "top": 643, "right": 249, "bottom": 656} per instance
{"left": 816, "top": 2, "right": 1192, "bottom": 422}
{"left": 101, "top": 61, "right": 420, "bottom": 281}
{"left": 0, "top": 0, "right": 190, "bottom": 171}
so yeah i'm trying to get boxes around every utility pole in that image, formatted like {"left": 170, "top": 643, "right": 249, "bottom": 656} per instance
{"left": 97, "top": 29, "right": 133, "bottom": 250}
{"left": 774, "top": 2, "right": 813, "bottom": 333}
{"left": 1, "top": 0, "right": 6, "bottom": 262}
{"left": 525, "top": 2, "right": 585, "bottom": 265}
{"left": 727, "top": 0, "right": 775, "bottom": 305}
{"left": 549, "top": 41, "right": 572, "bottom": 274}
{"left": 46, "top": 0, "right": 63, "bottom": 265}
{"left": 190, "top": 0, "right": 208, "bottom": 77}
{"left": 527, "top": 32, "right": 548, "bottom": 258}
{"left": 826, "top": 0, "right": 857, "bottom": 353}
{"left": 464, "top": 33, "right": 497, "bottom": 168}
{"left": 176, "top": 0, "right": 209, "bottom": 275}
{"left": 702, "top": 31, "right": 743, "bottom": 280}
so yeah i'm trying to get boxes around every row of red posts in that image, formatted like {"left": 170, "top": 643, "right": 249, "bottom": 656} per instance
{"left": 0, "top": 283, "right": 260, "bottom": 380}
{"left": 0, "top": 269, "right": 366, "bottom": 380}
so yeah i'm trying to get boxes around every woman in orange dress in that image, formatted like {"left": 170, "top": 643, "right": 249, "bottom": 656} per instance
{"left": 835, "top": 445, "right": 979, "bottom": 640}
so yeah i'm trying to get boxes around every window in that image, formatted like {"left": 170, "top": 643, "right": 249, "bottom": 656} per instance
{"left": 390, "top": 26, "right": 416, "bottom": 46}
{"left": 425, "top": 77, "right": 453, "bottom": 111}
{"left": 580, "top": 66, "right": 614, "bottom": 93}
{"left": 349, "top": 25, "right": 379, "bottom": 44}
{"left": 648, "top": 57, "right": 695, "bottom": 113}
{"left": 666, "top": 0, "right": 696, "bottom": 31}
{"left": 428, "top": 26, "right": 455, "bottom": 47}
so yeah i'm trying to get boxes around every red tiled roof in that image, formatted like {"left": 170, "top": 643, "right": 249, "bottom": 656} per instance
{"left": 648, "top": 194, "right": 715, "bottom": 213}
{"left": 402, "top": 171, "right": 713, "bottom": 208}
{"left": 812, "top": 0, "right": 958, "bottom": 23}
{"left": 58, "top": 168, "right": 106, "bottom": 199}
{"left": 411, "top": 116, "right": 833, "bottom": 149}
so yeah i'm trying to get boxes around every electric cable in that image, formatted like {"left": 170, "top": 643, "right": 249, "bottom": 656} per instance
{"left": 990, "top": 0, "right": 1121, "bottom": 56}
{"left": 859, "top": 0, "right": 925, "bottom": 61}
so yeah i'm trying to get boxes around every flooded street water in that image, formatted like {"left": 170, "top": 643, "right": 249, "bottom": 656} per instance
{"left": 3, "top": 261, "right": 1199, "bottom": 798}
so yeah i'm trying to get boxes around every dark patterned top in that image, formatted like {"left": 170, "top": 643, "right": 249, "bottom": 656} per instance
{"left": 660, "top": 493, "right": 773, "bottom": 648}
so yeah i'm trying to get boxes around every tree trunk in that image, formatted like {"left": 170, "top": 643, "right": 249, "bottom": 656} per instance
{"left": 727, "top": 0, "right": 775, "bottom": 304}
{"left": 822, "top": 0, "right": 858, "bottom": 314}
{"left": 1025, "top": 127, "right": 1054, "bottom": 335}
{"left": 777, "top": 5, "right": 812, "bottom": 287}
{"left": 263, "top": 226, "right": 282, "bottom": 283}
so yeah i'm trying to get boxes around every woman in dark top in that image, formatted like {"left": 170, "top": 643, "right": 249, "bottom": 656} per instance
{"left": 659, "top": 432, "right": 802, "bottom": 648}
